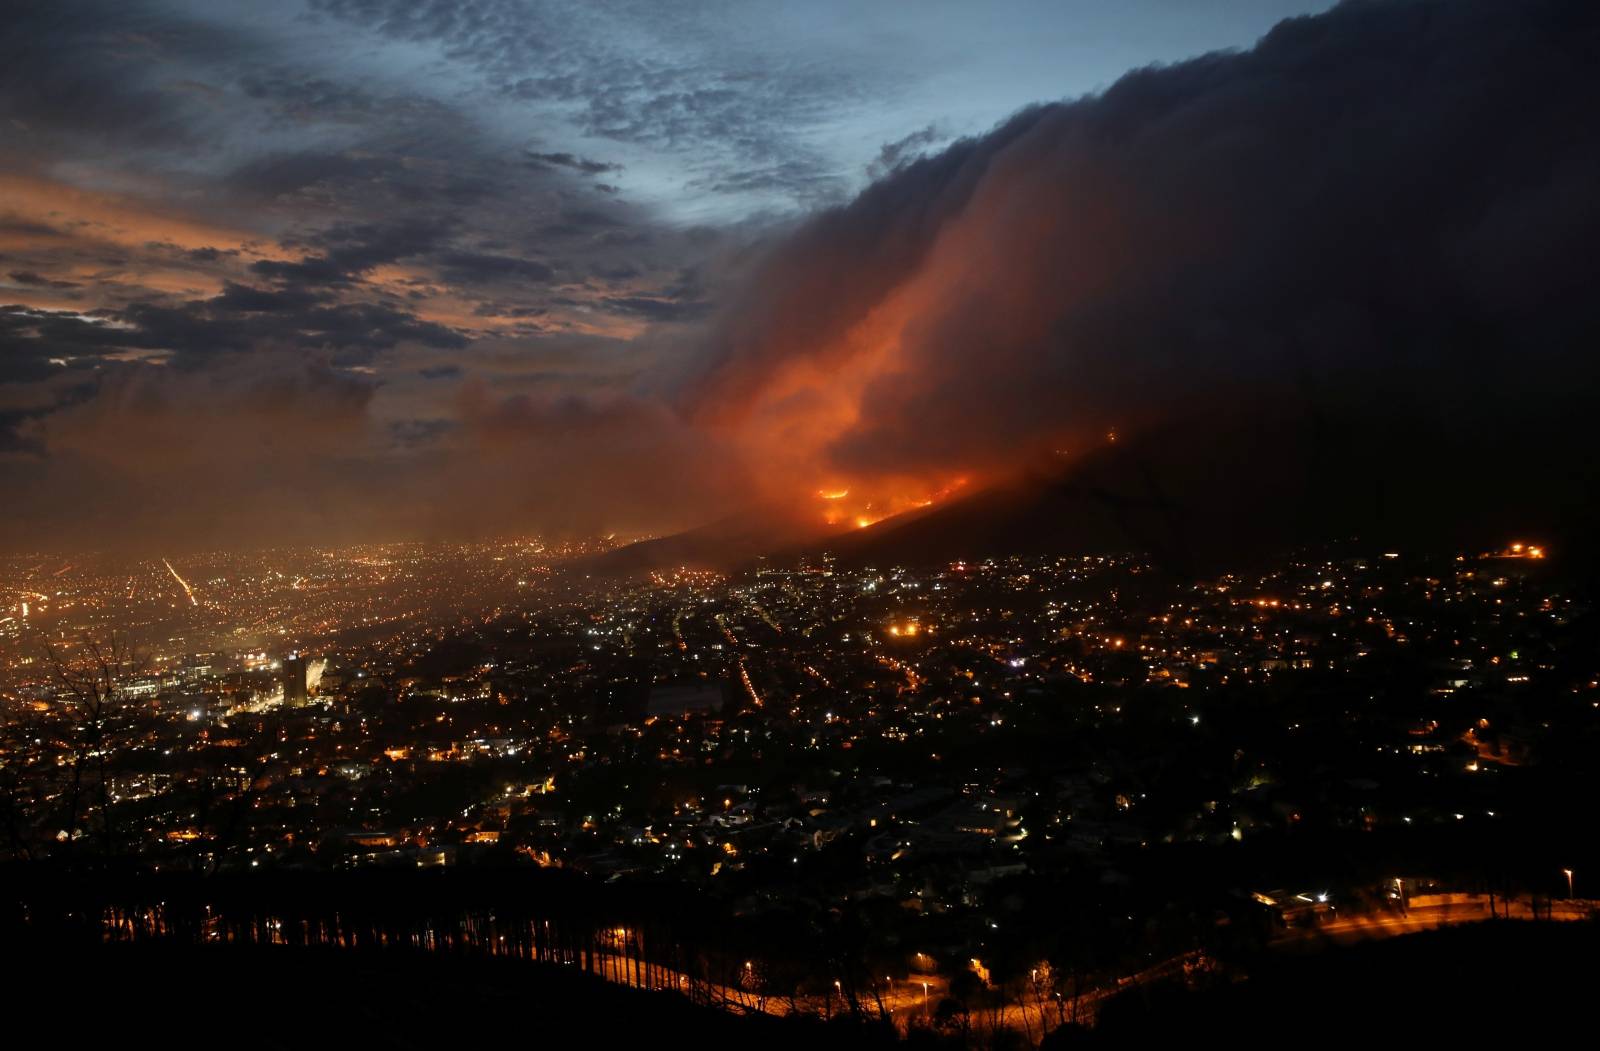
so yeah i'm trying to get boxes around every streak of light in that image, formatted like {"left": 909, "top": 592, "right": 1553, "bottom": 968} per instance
{"left": 738, "top": 658, "right": 763, "bottom": 708}
{"left": 163, "top": 558, "right": 199, "bottom": 606}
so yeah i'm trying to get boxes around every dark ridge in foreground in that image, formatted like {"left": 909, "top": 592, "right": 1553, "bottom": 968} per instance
{"left": 13, "top": 920, "right": 1597, "bottom": 1047}
{"left": 1085, "top": 920, "right": 1600, "bottom": 1045}
{"left": 11, "top": 940, "right": 896, "bottom": 1050}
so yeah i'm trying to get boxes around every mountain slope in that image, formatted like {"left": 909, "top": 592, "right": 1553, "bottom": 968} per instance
{"left": 578, "top": 505, "right": 846, "bottom": 576}
{"left": 587, "top": 392, "right": 1593, "bottom": 578}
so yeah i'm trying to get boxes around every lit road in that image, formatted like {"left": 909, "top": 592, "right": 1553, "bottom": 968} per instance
{"left": 144, "top": 893, "right": 1598, "bottom": 1040}
{"left": 1287, "top": 898, "right": 1595, "bottom": 946}
{"left": 162, "top": 557, "right": 199, "bottom": 606}
{"left": 550, "top": 899, "right": 1598, "bottom": 1035}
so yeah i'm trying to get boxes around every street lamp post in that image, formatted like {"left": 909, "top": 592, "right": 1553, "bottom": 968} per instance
{"left": 1563, "top": 868, "right": 1574, "bottom": 898}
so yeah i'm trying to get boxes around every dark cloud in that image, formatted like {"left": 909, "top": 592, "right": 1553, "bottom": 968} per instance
{"left": 225, "top": 150, "right": 408, "bottom": 202}
{"left": 247, "top": 256, "right": 350, "bottom": 286}
{"left": 182, "top": 247, "right": 240, "bottom": 262}
{"left": 238, "top": 71, "right": 457, "bottom": 130}
{"left": 687, "top": 159, "right": 848, "bottom": 204}
{"left": 0, "top": 216, "right": 68, "bottom": 240}
{"left": 0, "top": 1, "right": 233, "bottom": 152}
{"left": 262, "top": 217, "right": 458, "bottom": 285}
{"left": 0, "top": 408, "right": 49, "bottom": 455}
{"left": 435, "top": 251, "right": 555, "bottom": 284}
{"left": 602, "top": 296, "right": 709, "bottom": 323}
{"left": 210, "top": 281, "right": 330, "bottom": 314}
{"left": 118, "top": 295, "right": 469, "bottom": 359}
{"left": 866, "top": 123, "right": 947, "bottom": 180}
{"left": 470, "top": 302, "right": 549, "bottom": 319}
{"left": 1, "top": 282, "right": 466, "bottom": 381}
{"left": 0, "top": 306, "right": 135, "bottom": 384}
{"left": 534, "top": 208, "right": 625, "bottom": 241}
{"left": 525, "top": 151, "right": 621, "bottom": 175}
{"left": 686, "top": 0, "right": 1600, "bottom": 549}
{"left": 8, "top": 271, "right": 80, "bottom": 289}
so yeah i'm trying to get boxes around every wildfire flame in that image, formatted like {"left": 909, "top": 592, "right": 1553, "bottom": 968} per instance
{"left": 816, "top": 476, "right": 970, "bottom": 529}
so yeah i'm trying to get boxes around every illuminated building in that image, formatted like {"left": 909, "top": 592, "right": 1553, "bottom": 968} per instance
{"left": 283, "top": 653, "right": 309, "bottom": 707}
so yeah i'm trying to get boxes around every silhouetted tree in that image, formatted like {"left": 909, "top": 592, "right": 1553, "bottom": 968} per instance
{"left": 43, "top": 633, "right": 140, "bottom": 863}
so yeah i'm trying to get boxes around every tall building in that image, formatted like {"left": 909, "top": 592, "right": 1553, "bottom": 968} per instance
{"left": 283, "top": 654, "right": 308, "bottom": 707}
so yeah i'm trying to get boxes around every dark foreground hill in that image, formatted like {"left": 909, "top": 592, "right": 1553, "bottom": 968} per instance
{"left": 11, "top": 920, "right": 1599, "bottom": 1046}
{"left": 1083, "top": 920, "right": 1600, "bottom": 1046}
{"left": 10, "top": 940, "right": 895, "bottom": 1050}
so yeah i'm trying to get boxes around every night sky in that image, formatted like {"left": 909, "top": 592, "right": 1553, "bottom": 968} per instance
{"left": 3, "top": 0, "right": 1597, "bottom": 554}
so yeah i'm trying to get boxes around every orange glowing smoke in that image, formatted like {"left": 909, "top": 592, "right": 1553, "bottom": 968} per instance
{"left": 696, "top": 225, "right": 997, "bottom": 524}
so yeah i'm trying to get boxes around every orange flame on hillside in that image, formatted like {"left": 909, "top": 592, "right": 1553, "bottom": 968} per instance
{"left": 817, "top": 476, "right": 970, "bottom": 529}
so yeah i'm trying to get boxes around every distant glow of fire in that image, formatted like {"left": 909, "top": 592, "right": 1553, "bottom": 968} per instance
{"left": 818, "top": 488, "right": 850, "bottom": 500}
